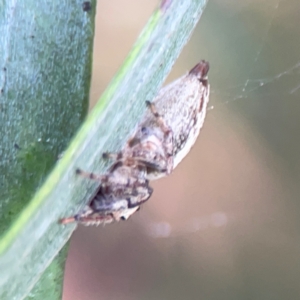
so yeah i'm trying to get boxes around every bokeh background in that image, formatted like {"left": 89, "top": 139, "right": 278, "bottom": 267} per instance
{"left": 63, "top": 0, "right": 300, "bottom": 299}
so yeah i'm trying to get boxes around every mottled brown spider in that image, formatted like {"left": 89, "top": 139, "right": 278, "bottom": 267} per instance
{"left": 60, "top": 60, "right": 210, "bottom": 226}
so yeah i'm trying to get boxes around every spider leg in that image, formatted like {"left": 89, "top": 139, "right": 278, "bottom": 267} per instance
{"left": 75, "top": 168, "right": 107, "bottom": 182}
{"left": 145, "top": 100, "right": 171, "bottom": 134}
{"left": 102, "top": 152, "right": 123, "bottom": 160}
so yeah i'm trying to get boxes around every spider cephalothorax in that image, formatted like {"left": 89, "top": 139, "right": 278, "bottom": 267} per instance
{"left": 60, "top": 162, "right": 152, "bottom": 225}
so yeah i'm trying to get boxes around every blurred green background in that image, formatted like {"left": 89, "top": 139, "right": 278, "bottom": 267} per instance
{"left": 63, "top": 0, "right": 300, "bottom": 299}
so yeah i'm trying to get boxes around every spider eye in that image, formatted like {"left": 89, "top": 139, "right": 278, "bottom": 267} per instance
{"left": 120, "top": 216, "right": 127, "bottom": 221}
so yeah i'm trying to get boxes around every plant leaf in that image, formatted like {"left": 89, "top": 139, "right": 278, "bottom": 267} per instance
{"left": 25, "top": 243, "right": 70, "bottom": 300}
{"left": 0, "top": 0, "right": 96, "bottom": 298}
